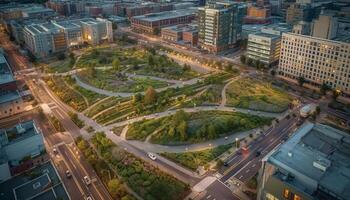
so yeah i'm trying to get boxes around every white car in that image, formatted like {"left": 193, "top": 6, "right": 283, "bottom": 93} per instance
{"left": 147, "top": 153, "right": 157, "bottom": 160}
{"left": 84, "top": 176, "right": 91, "bottom": 185}
{"left": 86, "top": 196, "right": 93, "bottom": 200}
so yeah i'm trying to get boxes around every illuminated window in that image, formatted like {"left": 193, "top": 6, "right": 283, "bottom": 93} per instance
{"left": 283, "top": 189, "right": 290, "bottom": 198}
{"left": 294, "top": 194, "right": 301, "bottom": 200}
{"left": 266, "top": 193, "right": 279, "bottom": 200}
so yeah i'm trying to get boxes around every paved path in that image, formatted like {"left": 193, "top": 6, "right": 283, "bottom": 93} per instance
{"left": 73, "top": 74, "right": 202, "bottom": 97}
{"left": 220, "top": 76, "right": 242, "bottom": 107}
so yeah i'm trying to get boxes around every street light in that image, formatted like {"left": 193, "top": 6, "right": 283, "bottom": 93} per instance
{"left": 235, "top": 138, "right": 239, "bottom": 149}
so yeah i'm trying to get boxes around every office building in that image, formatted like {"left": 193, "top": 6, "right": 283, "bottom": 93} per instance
{"left": 292, "top": 21, "right": 311, "bottom": 35}
{"left": 0, "top": 52, "right": 24, "bottom": 119}
{"left": 23, "top": 23, "right": 67, "bottom": 58}
{"left": 131, "top": 9, "right": 195, "bottom": 35}
{"left": 246, "top": 32, "right": 281, "bottom": 65}
{"left": 125, "top": 2, "right": 173, "bottom": 18}
{"left": 257, "top": 123, "right": 350, "bottom": 200}
{"left": 311, "top": 13, "right": 338, "bottom": 39}
{"left": 278, "top": 32, "right": 350, "bottom": 94}
{"left": 23, "top": 18, "right": 113, "bottom": 58}
{"left": 245, "top": 4, "right": 271, "bottom": 24}
{"left": 286, "top": 4, "right": 313, "bottom": 24}
{"left": 46, "top": 0, "right": 85, "bottom": 16}
{"left": 198, "top": 2, "right": 246, "bottom": 53}
{"left": 161, "top": 24, "right": 198, "bottom": 46}
{"left": 0, "top": 120, "right": 46, "bottom": 182}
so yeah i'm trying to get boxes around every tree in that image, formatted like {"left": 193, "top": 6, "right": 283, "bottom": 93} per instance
{"left": 332, "top": 89, "right": 341, "bottom": 100}
{"left": 148, "top": 55, "right": 155, "bottom": 67}
{"left": 133, "top": 93, "right": 142, "bottom": 103}
{"left": 216, "top": 159, "right": 224, "bottom": 169}
{"left": 57, "top": 53, "right": 65, "bottom": 60}
{"left": 320, "top": 83, "right": 330, "bottom": 95}
{"left": 270, "top": 70, "right": 276, "bottom": 76}
{"left": 297, "top": 76, "right": 305, "bottom": 87}
{"left": 112, "top": 58, "right": 120, "bottom": 71}
{"left": 144, "top": 87, "right": 157, "bottom": 105}
{"left": 207, "top": 124, "right": 216, "bottom": 139}
{"left": 240, "top": 55, "right": 246, "bottom": 64}
{"left": 108, "top": 179, "right": 122, "bottom": 198}
{"left": 316, "top": 106, "right": 321, "bottom": 115}
{"left": 177, "top": 121, "right": 187, "bottom": 141}
{"left": 247, "top": 58, "right": 253, "bottom": 66}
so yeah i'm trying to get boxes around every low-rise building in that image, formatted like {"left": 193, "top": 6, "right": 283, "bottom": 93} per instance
{"left": 46, "top": 0, "right": 86, "bottom": 16}
{"left": 161, "top": 24, "right": 198, "bottom": 46}
{"left": 23, "top": 18, "right": 113, "bottom": 58}
{"left": 131, "top": 9, "right": 196, "bottom": 35}
{"left": 257, "top": 123, "right": 350, "bottom": 200}
{"left": 245, "top": 5, "right": 271, "bottom": 24}
{"left": 278, "top": 32, "right": 350, "bottom": 95}
{"left": 0, "top": 120, "right": 47, "bottom": 182}
{"left": 0, "top": 52, "right": 24, "bottom": 119}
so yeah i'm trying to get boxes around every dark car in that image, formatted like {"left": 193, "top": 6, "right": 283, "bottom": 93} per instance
{"left": 255, "top": 151, "right": 261, "bottom": 157}
{"left": 223, "top": 162, "right": 229, "bottom": 167}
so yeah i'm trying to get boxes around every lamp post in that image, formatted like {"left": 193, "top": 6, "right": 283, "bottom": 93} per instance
{"left": 235, "top": 138, "right": 239, "bottom": 149}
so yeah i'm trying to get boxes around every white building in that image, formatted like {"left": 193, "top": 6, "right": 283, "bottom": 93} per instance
{"left": 278, "top": 32, "right": 350, "bottom": 94}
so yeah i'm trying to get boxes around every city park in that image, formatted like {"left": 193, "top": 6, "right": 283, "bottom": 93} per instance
{"left": 40, "top": 43, "right": 292, "bottom": 200}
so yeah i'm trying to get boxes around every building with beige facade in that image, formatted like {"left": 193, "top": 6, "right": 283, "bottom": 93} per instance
{"left": 277, "top": 32, "right": 350, "bottom": 95}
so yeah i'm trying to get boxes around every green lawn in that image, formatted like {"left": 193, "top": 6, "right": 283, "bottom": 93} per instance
{"left": 77, "top": 68, "right": 169, "bottom": 93}
{"left": 226, "top": 77, "right": 291, "bottom": 113}
{"left": 78, "top": 133, "right": 190, "bottom": 200}
{"left": 161, "top": 144, "right": 232, "bottom": 171}
{"left": 127, "top": 110, "right": 273, "bottom": 145}
{"left": 46, "top": 58, "right": 74, "bottom": 73}
{"left": 45, "top": 76, "right": 105, "bottom": 112}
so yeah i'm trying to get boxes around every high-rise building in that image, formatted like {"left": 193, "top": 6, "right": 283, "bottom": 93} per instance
{"left": 198, "top": 1, "right": 246, "bottom": 53}
{"left": 257, "top": 123, "right": 350, "bottom": 200}
{"left": 311, "top": 13, "right": 338, "bottom": 39}
{"left": 292, "top": 21, "right": 311, "bottom": 35}
{"left": 278, "top": 32, "right": 350, "bottom": 94}
{"left": 286, "top": 4, "right": 313, "bottom": 24}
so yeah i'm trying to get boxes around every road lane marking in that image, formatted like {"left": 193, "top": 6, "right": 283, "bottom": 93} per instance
{"left": 239, "top": 175, "right": 243, "bottom": 179}
{"left": 245, "top": 169, "right": 250, "bottom": 173}
{"left": 206, "top": 195, "right": 211, "bottom": 199}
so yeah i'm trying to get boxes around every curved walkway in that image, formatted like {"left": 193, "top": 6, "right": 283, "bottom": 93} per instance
{"left": 73, "top": 74, "right": 202, "bottom": 97}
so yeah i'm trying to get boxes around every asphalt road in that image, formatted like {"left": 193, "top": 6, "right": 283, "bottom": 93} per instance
{"left": 219, "top": 116, "right": 297, "bottom": 184}
{"left": 1, "top": 31, "right": 112, "bottom": 200}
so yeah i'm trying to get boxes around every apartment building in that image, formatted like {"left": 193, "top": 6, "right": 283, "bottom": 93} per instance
{"left": 0, "top": 52, "right": 24, "bottom": 119}
{"left": 198, "top": 2, "right": 246, "bottom": 53}
{"left": 278, "top": 32, "right": 350, "bottom": 94}
{"left": 257, "top": 123, "right": 350, "bottom": 200}
{"left": 0, "top": 120, "right": 46, "bottom": 182}
{"left": 131, "top": 9, "right": 195, "bottom": 35}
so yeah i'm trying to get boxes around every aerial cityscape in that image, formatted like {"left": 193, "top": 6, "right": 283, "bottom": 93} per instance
{"left": 0, "top": 0, "right": 349, "bottom": 200}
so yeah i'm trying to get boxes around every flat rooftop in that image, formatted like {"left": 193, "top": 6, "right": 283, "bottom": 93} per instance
{"left": 162, "top": 24, "right": 198, "bottom": 33}
{"left": 0, "top": 91, "right": 21, "bottom": 104}
{"left": 0, "top": 120, "right": 40, "bottom": 146}
{"left": 250, "top": 31, "right": 281, "bottom": 39}
{"left": 269, "top": 123, "right": 350, "bottom": 200}
{"left": 25, "top": 23, "right": 59, "bottom": 35}
{"left": 0, "top": 162, "right": 69, "bottom": 200}
{"left": 0, "top": 53, "right": 14, "bottom": 85}
{"left": 132, "top": 9, "right": 195, "bottom": 22}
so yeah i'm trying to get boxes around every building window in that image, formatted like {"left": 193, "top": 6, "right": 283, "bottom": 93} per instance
{"left": 293, "top": 194, "right": 301, "bottom": 200}
{"left": 266, "top": 193, "right": 279, "bottom": 200}
{"left": 283, "top": 189, "right": 290, "bottom": 199}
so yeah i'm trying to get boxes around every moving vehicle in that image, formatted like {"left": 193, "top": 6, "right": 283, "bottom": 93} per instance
{"left": 84, "top": 176, "right": 91, "bottom": 185}
{"left": 300, "top": 104, "right": 317, "bottom": 118}
{"left": 66, "top": 170, "right": 72, "bottom": 178}
{"left": 147, "top": 152, "right": 157, "bottom": 160}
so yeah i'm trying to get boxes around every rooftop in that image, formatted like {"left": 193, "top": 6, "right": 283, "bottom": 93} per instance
{"left": 162, "top": 24, "right": 198, "bottom": 33}
{"left": 132, "top": 9, "right": 195, "bottom": 22}
{"left": 0, "top": 91, "right": 21, "bottom": 104}
{"left": 0, "top": 162, "right": 69, "bottom": 200}
{"left": 268, "top": 123, "right": 350, "bottom": 200}
{"left": 249, "top": 31, "right": 281, "bottom": 39}
{"left": 0, "top": 53, "right": 14, "bottom": 85}
{"left": 0, "top": 120, "right": 40, "bottom": 146}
